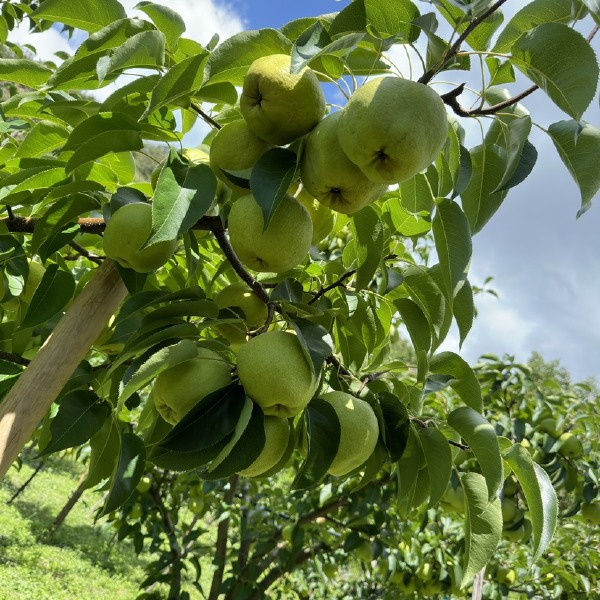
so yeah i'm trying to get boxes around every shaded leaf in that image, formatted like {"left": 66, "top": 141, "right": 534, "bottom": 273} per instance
{"left": 419, "top": 426, "right": 452, "bottom": 507}
{"left": 448, "top": 407, "right": 503, "bottom": 499}
{"left": 352, "top": 205, "right": 385, "bottom": 291}
{"left": 429, "top": 352, "right": 482, "bottom": 412}
{"left": 378, "top": 392, "right": 410, "bottom": 462}
{"left": 84, "top": 417, "right": 120, "bottom": 490}
{"left": 460, "top": 472, "right": 502, "bottom": 587}
{"left": 503, "top": 443, "right": 558, "bottom": 562}
{"left": 289, "top": 317, "right": 333, "bottom": 377}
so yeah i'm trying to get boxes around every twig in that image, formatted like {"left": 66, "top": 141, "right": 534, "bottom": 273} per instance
{"left": 208, "top": 218, "right": 271, "bottom": 305}
{"left": 326, "top": 355, "right": 355, "bottom": 379}
{"left": 441, "top": 83, "right": 538, "bottom": 117}
{"left": 190, "top": 102, "right": 222, "bottom": 130}
{"left": 0, "top": 350, "right": 30, "bottom": 367}
{"left": 419, "top": 0, "right": 509, "bottom": 84}
{"left": 308, "top": 269, "right": 356, "bottom": 305}
{"left": 7, "top": 460, "right": 43, "bottom": 504}
{"left": 68, "top": 241, "right": 104, "bottom": 265}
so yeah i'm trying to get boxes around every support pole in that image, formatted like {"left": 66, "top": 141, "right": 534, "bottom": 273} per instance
{"left": 0, "top": 259, "right": 128, "bottom": 479}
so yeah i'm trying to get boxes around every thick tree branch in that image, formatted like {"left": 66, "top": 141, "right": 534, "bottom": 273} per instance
{"left": 419, "top": 0, "right": 509, "bottom": 84}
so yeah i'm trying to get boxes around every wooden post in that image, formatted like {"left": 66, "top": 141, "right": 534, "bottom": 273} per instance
{"left": 0, "top": 259, "right": 128, "bottom": 479}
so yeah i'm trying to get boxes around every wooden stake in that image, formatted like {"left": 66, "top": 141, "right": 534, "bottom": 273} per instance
{"left": 0, "top": 259, "right": 128, "bottom": 479}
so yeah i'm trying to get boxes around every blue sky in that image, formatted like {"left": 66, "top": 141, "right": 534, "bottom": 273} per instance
{"left": 8, "top": 1, "right": 600, "bottom": 381}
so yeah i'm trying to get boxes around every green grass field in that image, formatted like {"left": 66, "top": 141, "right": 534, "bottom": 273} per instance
{"left": 0, "top": 453, "right": 147, "bottom": 600}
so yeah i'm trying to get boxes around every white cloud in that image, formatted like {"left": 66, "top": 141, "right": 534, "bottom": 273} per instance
{"left": 7, "top": 24, "right": 74, "bottom": 63}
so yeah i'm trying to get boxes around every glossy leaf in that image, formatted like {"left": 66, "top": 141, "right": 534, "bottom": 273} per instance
{"left": 547, "top": 120, "right": 600, "bottom": 216}
{"left": 448, "top": 407, "right": 503, "bottom": 500}
{"left": 117, "top": 339, "right": 199, "bottom": 412}
{"left": 293, "top": 398, "right": 340, "bottom": 490}
{"left": 289, "top": 318, "right": 333, "bottom": 378}
{"left": 511, "top": 23, "right": 599, "bottom": 121}
{"left": 503, "top": 443, "right": 558, "bottom": 562}
{"left": 31, "top": 0, "right": 127, "bottom": 32}
{"left": 204, "top": 28, "right": 292, "bottom": 85}
{"left": 432, "top": 199, "right": 471, "bottom": 300}
{"left": 429, "top": 352, "right": 482, "bottom": 412}
{"left": 493, "top": 0, "right": 577, "bottom": 53}
{"left": 149, "top": 151, "right": 217, "bottom": 244}
{"left": 453, "top": 279, "right": 474, "bottom": 347}
{"left": 419, "top": 426, "right": 453, "bottom": 507}
{"left": 20, "top": 264, "right": 76, "bottom": 329}
{"left": 352, "top": 205, "right": 385, "bottom": 291}
{"left": 38, "top": 391, "right": 111, "bottom": 457}
{"left": 460, "top": 472, "right": 502, "bottom": 587}
{"left": 395, "top": 298, "right": 431, "bottom": 357}
{"left": 135, "top": 1, "right": 186, "bottom": 49}
{"left": 250, "top": 148, "right": 298, "bottom": 227}
{"left": 102, "top": 432, "right": 146, "bottom": 515}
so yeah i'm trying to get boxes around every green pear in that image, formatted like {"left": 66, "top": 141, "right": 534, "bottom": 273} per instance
{"left": 227, "top": 193, "right": 312, "bottom": 273}
{"left": 236, "top": 330, "right": 317, "bottom": 418}
{"left": 103, "top": 203, "right": 177, "bottom": 273}
{"left": 319, "top": 391, "right": 379, "bottom": 477}
{"left": 237, "top": 415, "right": 290, "bottom": 477}
{"left": 209, "top": 120, "right": 272, "bottom": 195}
{"left": 295, "top": 188, "right": 336, "bottom": 243}
{"left": 153, "top": 348, "right": 233, "bottom": 424}
{"left": 496, "top": 566, "right": 517, "bottom": 585}
{"left": 581, "top": 502, "right": 600, "bottom": 524}
{"left": 214, "top": 282, "right": 268, "bottom": 346}
{"left": 300, "top": 111, "right": 388, "bottom": 214}
{"left": 338, "top": 77, "right": 448, "bottom": 184}
{"left": 501, "top": 497, "right": 519, "bottom": 523}
{"left": 537, "top": 417, "right": 561, "bottom": 438}
{"left": 558, "top": 432, "right": 583, "bottom": 459}
{"left": 240, "top": 54, "right": 326, "bottom": 145}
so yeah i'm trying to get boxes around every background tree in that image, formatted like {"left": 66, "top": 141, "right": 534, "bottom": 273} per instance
{"left": 0, "top": 0, "right": 599, "bottom": 598}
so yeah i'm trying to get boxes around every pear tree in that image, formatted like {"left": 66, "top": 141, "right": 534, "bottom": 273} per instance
{"left": 0, "top": 1, "right": 599, "bottom": 599}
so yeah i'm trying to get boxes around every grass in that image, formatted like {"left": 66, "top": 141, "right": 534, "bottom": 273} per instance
{"left": 0, "top": 452, "right": 147, "bottom": 600}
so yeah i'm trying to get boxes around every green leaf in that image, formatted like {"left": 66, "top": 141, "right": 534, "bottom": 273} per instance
{"left": 38, "top": 391, "right": 111, "bottom": 457}
{"left": 419, "top": 426, "right": 452, "bottom": 507}
{"left": 493, "top": 0, "right": 576, "bottom": 53}
{"left": 117, "top": 340, "right": 198, "bottom": 412}
{"left": 96, "top": 30, "right": 165, "bottom": 83}
{"left": 503, "top": 443, "right": 558, "bottom": 562}
{"left": 204, "top": 29, "right": 292, "bottom": 86}
{"left": 386, "top": 201, "right": 432, "bottom": 236}
{"left": 547, "top": 120, "right": 600, "bottom": 217}
{"left": 63, "top": 113, "right": 143, "bottom": 173}
{"left": 398, "top": 173, "right": 435, "bottom": 213}
{"left": 429, "top": 352, "right": 482, "bottom": 412}
{"left": 448, "top": 407, "right": 503, "bottom": 499}
{"left": 20, "top": 264, "right": 76, "bottom": 329}
{"left": 149, "top": 150, "right": 217, "bottom": 244}
{"left": 511, "top": 23, "right": 598, "bottom": 121}
{"left": 143, "top": 53, "right": 208, "bottom": 118}
{"left": 460, "top": 472, "right": 502, "bottom": 587}
{"left": 396, "top": 425, "right": 426, "bottom": 516}
{"left": 101, "top": 432, "right": 146, "bottom": 515}
{"left": 460, "top": 144, "right": 508, "bottom": 234}
{"left": 395, "top": 298, "right": 431, "bottom": 357}
{"left": 205, "top": 400, "right": 266, "bottom": 479}
{"left": 492, "top": 115, "right": 532, "bottom": 193}
{"left": 0, "top": 59, "right": 53, "bottom": 87}
{"left": 84, "top": 417, "right": 120, "bottom": 490}
{"left": 14, "top": 121, "right": 69, "bottom": 159}
{"left": 351, "top": 205, "right": 384, "bottom": 291}
{"left": 432, "top": 199, "right": 471, "bottom": 301}
{"left": 149, "top": 384, "right": 245, "bottom": 470}
{"left": 581, "top": 0, "right": 600, "bottom": 22}
{"left": 135, "top": 1, "right": 186, "bottom": 49}
{"left": 293, "top": 398, "right": 340, "bottom": 490}
{"left": 454, "top": 279, "right": 474, "bottom": 347}
{"left": 31, "top": 0, "right": 127, "bottom": 32}
{"left": 378, "top": 392, "right": 410, "bottom": 462}
{"left": 289, "top": 318, "right": 333, "bottom": 378}
{"left": 250, "top": 148, "right": 298, "bottom": 227}
{"left": 402, "top": 265, "right": 449, "bottom": 348}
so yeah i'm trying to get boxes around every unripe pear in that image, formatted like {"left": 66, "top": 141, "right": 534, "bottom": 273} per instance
{"left": 236, "top": 331, "right": 318, "bottom": 418}
{"left": 153, "top": 348, "right": 233, "bottom": 424}
{"left": 300, "top": 111, "right": 388, "bottom": 214}
{"left": 240, "top": 54, "right": 326, "bottom": 145}
{"left": 319, "top": 391, "right": 379, "bottom": 477}
{"left": 227, "top": 193, "right": 312, "bottom": 273}
{"left": 558, "top": 432, "right": 583, "bottom": 459}
{"left": 338, "top": 77, "right": 448, "bottom": 184}
{"left": 103, "top": 203, "right": 177, "bottom": 273}
{"left": 237, "top": 415, "right": 290, "bottom": 477}
{"left": 209, "top": 120, "right": 271, "bottom": 194}
{"left": 214, "top": 282, "right": 268, "bottom": 346}
{"left": 581, "top": 501, "right": 600, "bottom": 524}
{"left": 295, "top": 188, "right": 336, "bottom": 243}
